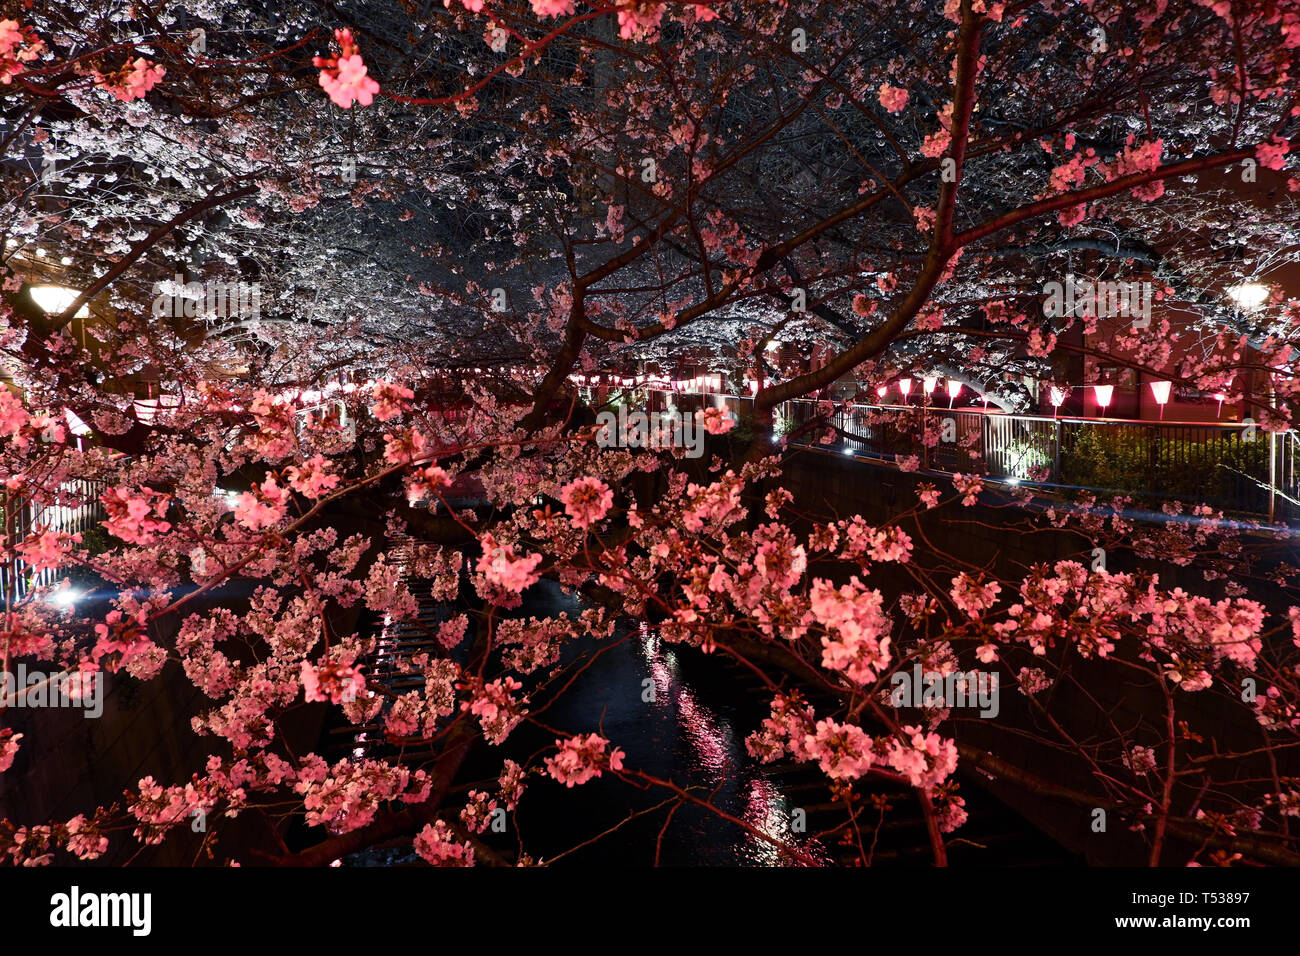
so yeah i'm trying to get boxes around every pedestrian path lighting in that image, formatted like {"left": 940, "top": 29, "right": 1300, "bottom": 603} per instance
{"left": 946, "top": 380, "right": 962, "bottom": 408}
{"left": 898, "top": 378, "right": 913, "bottom": 402}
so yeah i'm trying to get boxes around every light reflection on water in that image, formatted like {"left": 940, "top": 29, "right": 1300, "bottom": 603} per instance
{"left": 633, "top": 622, "right": 826, "bottom": 866}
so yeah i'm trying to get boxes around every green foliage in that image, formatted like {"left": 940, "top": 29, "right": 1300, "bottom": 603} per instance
{"left": 1061, "top": 425, "right": 1271, "bottom": 510}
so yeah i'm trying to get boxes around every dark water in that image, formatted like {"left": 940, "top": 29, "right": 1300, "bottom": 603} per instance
{"left": 449, "top": 582, "right": 830, "bottom": 866}
{"left": 335, "top": 571, "right": 1088, "bottom": 867}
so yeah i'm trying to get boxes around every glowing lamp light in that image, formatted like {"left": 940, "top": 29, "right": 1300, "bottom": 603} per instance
{"left": 30, "top": 285, "right": 89, "bottom": 318}
{"left": 1049, "top": 386, "right": 1067, "bottom": 418}
{"left": 132, "top": 395, "right": 181, "bottom": 426}
{"left": 1149, "top": 380, "right": 1172, "bottom": 419}
{"left": 1213, "top": 391, "right": 1227, "bottom": 416}
{"left": 946, "top": 380, "right": 962, "bottom": 407}
{"left": 898, "top": 378, "right": 913, "bottom": 399}
{"left": 48, "top": 587, "right": 81, "bottom": 608}
{"left": 64, "top": 408, "right": 91, "bottom": 437}
{"left": 1227, "top": 282, "right": 1269, "bottom": 312}
{"left": 1093, "top": 384, "right": 1114, "bottom": 414}
{"left": 875, "top": 384, "right": 888, "bottom": 400}
{"left": 923, "top": 376, "right": 937, "bottom": 397}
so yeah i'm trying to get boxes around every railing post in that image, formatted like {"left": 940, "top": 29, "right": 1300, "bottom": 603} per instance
{"left": 1269, "top": 430, "right": 1278, "bottom": 524}
{"left": 1052, "top": 419, "right": 1061, "bottom": 482}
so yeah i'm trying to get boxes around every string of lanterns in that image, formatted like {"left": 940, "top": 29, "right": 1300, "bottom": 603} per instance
{"left": 872, "top": 377, "right": 1235, "bottom": 420}
{"left": 572, "top": 370, "right": 1236, "bottom": 422}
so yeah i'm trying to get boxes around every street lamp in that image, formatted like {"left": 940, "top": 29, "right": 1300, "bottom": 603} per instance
{"left": 1227, "top": 282, "right": 1269, "bottom": 312}
{"left": 898, "top": 378, "right": 913, "bottom": 402}
{"left": 29, "top": 285, "right": 88, "bottom": 318}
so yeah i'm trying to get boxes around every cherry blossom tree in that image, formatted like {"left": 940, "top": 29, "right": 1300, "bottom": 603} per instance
{"left": 1, "top": 0, "right": 1299, "bottom": 867}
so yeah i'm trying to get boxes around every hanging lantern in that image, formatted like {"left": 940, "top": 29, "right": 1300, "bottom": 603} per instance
{"left": 1149, "top": 381, "right": 1171, "bottom": 419}
{"left": 1093, "top": 384, "right": 1114, "bottom": 415}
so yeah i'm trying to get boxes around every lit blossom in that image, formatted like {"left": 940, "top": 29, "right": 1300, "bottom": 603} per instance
{"left": 950, "top": 473, "right": 984, "bottom": 506}
{"left": 695, "top": 406, "right": 736, "bottom": 435}
{"left": 0, "top": 732, "right": 21, "bottom": 773}
{"left": 301, "top": 659, "right": 367, "bottom": 705}
{"left": 1257, "top": 135, "right": 1290, "bottom": 171}
{"left": 370, "top": 380, "right": 414, "bottom": 420}
{"left": 477, "top": 532, "right": 543, "bottom": 593}
{"left": 530, "top": 0, "right": 575, "bottom": 16}
{"left": 544, "top": 733, "right": 625, "bottom": 787}
{"left": 617, "top": 2, "right": 667, "bottom": 40}
{"left": 314, "top": 29, "right": 380, "bottom": 108}
{"left": 414, "top": 821, "right": 475, "bottom": 866}
{"left": 102, "top": 486, "right": 171, "bottom": 544}
{"left": 234, "top": 477, "right": 290, "bottom": 531}
{"left": 93, "top": 57, "right": 165, "bottom": 101}
{"left": 810, "top": 577, "right": 892, "bottom": 684}
{"left": 878, "top": 83, "right": 909, "bottom": 112}
{"left": 285, "top": 455, "right": 340, "bottom": 497}
{"left": 804, "top": 719, "right": 875, "bottom": 781}
{"left": 558, "top": 476, "right": 614, "bottom": 529}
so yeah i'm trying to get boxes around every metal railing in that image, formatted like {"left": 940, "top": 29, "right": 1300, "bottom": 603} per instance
{"left": 2, "top": 477, "right": 106, "bottom": 603}
{"left": 780, "top": 399, "right": 1299, "bottom": 521}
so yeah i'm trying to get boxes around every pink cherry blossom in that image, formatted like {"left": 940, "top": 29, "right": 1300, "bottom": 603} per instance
{"left": 315, "top": 29, "right": 380, "bottom": 109}
{"left": 878, "top": 83, "right": 909, "bottom": 113}
{"left": 1257, "top": 135, "right": 1290, "bottom": 171}
{"left": 0, "top": 732, "right": 21, "bottom": 773}
{"left": 544, "top": 733, "right": 626, "bottom": 787}
{"left": 414, "top": 821, "right": 475, "bottom": 866}
{"left": 370, "top": 381, "right": 415, "bottom": 421}
{"left": 530, "top": 0, "right": 575, "bottom": 16}
{"left": 301, "top": 659, "right": 367, "bottom": 705}
{"left": 804, "top": 719, "right": 874, "bottom": 781}
{"left": 93, "top": 57, "right": 165, "bottom": 101}
{"left": 477, "top": 532, "right": 543, "bottom": 593}
{"left": 695, "top": 406, "right": 736, "bottom": 435}
{"left": 558, "top": 475, "right": 613, "bottom": 529}
{"left": 285, "top": 455, "right": 340, "bottom": 498}
{"left": 101, "top": 487, "right": 172, "bottom": 544}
